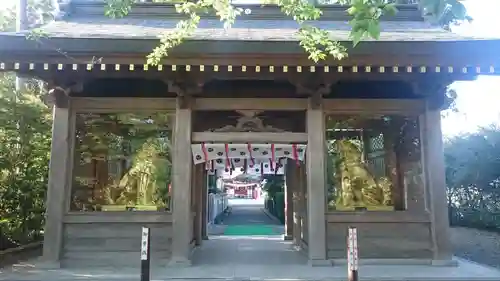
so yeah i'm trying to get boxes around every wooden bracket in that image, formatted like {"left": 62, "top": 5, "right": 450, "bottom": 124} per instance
{"left": 177, "top": 95, "right": 193, "bottom": 110}
{"left": 294, "top": 82, "right": 330, "bottom": 110}
{"left": 167, "top": 80, "right": 204, "bottom": 97}
{"left": 44, "top": 82, "right": 83, "bottom": 108}
{"left": 309, "top": 91, "right": 322, "bottom": 110}
{"left": 167, "top": 80, "right": 203, "bottom": 109}
{"left": 295, "top": 82, "right": 330, "bottom": 95}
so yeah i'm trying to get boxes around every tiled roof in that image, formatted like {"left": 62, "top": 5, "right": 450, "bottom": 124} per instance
{"left": 17, "top": 16, "right": 492, "bottom": 42}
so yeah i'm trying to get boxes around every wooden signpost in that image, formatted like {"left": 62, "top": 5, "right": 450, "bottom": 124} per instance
{"left": 347, "top": 226, "right": 359, "bottom": 281}
{"left": 141, "top": 227, "right": 151, "bottom": 281}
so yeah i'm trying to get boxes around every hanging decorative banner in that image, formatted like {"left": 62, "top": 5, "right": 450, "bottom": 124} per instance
{"left": 247, "top": 143, "right": 255, "bottom": 167}
{"left": 208, "top": 157, "right": 285, "bottom": 174}
{"left": 224, "top": 143, "right": 231, "bottom": 170}
{"left": 292, "top": 144, "right": 300, "bottom": 167}
{"left": 201, "top": 143, "right": 209, "bottom": 169}
{"left": 191, "top": 143, "right": 307, "bottom": 165}
{"left": 191, "top": 143, "right": 303, "bottom": 175}
{"left": 270, "top": 144, "right": 276, "bottom": 171}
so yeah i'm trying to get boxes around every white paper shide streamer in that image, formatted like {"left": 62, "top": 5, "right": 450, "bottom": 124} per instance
{"left": 190, "top": 143, "right": 306, "bottom": 174}
{"left": 347, "top": 226, "right": 359, "bottom": 281}
{"left": 141, "top": 227, "right": 149, "bottom": 261}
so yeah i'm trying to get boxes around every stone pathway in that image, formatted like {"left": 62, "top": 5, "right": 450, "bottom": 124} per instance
{"left": 222, "top": 198, "right": 279, "bottom": 226}
{"left": 3, "top": 256, "right": 500, "bottom": 281}
{"left": 2, "top": 200, "right": 500, "bottom": 280}
{"left": 207, "top": 198, "right": 284, "bottom": 236}
{"left": 200, "top": 198, "right": 300, "bottom": 265}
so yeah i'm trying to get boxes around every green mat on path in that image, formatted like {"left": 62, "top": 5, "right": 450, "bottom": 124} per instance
{"left": 223, "top": 225, "right": 279, "bottom": 236}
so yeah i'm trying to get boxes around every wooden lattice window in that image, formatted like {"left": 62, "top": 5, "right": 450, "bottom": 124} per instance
{"left": 365, "top": 133, "right": 386, "bottom": 179}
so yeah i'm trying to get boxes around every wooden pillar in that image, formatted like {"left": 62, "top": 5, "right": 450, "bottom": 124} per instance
{"left": 193, "top": 164, "right": 204, "bottom": 246}
{"left": 421, "top": 107, "right": 453, "bottom": 263}
{"left": 291, "top": 161, "right": 302, "bottom": 246}
{"left": 284, "top": 160, "right": 294, "bottom": 240}
{"left": 299, "top": 163, "right": 308, "bottom": 245}
{"left": 169, "top": 96, "right": 193, "bottom": 266}
{"left": 306, "top": 95, "right": 328, "bottom": 265}
{"left": 201, "top": 169, "right": 209, "bottom": 240}
{"left": 41, "top": 104, "right": 71, "bottom": 267}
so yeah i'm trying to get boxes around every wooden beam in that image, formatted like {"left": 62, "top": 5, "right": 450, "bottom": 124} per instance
{"left": 63, "top": 213, "right": 173, "bottom": 224}
{"left": 323, "top": 99, "right": 425, "bottom": 115}
{"left": 1, "top": 52, "right": 496, "bottom": 72}
{"left": 15, "top": 65, "right": 476, "bottom": 85}
{"left": 192, "top": 132, "right": 308, "bottom": 143}
{"left": 193, "top": 98, "right": 308, "bottom": 111}
{"left": 70, "top": 97, "right": 177, "bottom": 111}
{"left": 325, "top": 212, "right": 431, "bottom": 223}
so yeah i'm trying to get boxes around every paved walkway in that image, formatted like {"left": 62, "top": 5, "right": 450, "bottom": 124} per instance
{"left": 195, "top": 198, "right": 304, "bottom": 266}
{"left": 222, "top": 198, "right": 279, "bottom": 226}
{"left": 207, "top": 198, "right": 283, "bottom": 236}
{"left": 3, "top": 256, "right": 500, "bottom": 281}
{"left": 3, "top": 199, "right": 500, "bottom": 280}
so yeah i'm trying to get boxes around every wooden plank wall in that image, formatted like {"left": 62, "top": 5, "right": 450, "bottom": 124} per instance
{"left": 326, "top": 222, "right": 432, "bottom": 259}
{"left": 61, "top": 221, "right": 173, "bottom": 267}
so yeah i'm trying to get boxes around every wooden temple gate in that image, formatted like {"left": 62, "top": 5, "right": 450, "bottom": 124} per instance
{"left": 0, "top": 0, "right": 499, "bottom": 268}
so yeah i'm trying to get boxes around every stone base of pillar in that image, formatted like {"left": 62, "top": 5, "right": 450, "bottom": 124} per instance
{"left": 283, "top": 235, "right": 293, "bottom": 241}
{"left": 431, "top": 259, "right": 459, "bottom": 267}
{"left": 167, "top": 257, "right": 192, "bottom": 267}
{"left": 309, "top": 259, "right": 332, "bottom": 267}
{"left": 202, "top": 235, "right": 209, "bottom": 240}
{"left": 34, "top": 260, "right": 61, "bottom": 269}
{"left": 330, "top": 258, "right": 458, "bottom": 267}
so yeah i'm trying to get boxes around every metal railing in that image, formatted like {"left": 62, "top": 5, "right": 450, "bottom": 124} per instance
{"left": 207, "top": 193, "right": 228, "bottom": 224}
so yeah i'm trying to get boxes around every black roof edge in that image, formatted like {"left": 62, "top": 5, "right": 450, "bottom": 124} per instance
{"left": 65, "top": 2, "right": 424, "bottom": 22}
{"left": 0, "top": 36, "right": 499, "bottom": 66}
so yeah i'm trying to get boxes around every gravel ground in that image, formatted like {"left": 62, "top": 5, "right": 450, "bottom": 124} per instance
{"left": 452, "top": 226, "right": 500, "bottom": 268}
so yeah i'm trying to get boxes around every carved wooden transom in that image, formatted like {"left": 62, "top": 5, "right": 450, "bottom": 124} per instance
{"left": 212, "top": 116, "right": 285, "bottom": 132}
{"left": 211, "top": 111, "right": 285, "bottom": 132}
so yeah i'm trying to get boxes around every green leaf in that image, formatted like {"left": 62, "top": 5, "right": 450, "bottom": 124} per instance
{"left": 448, "top": 0, "right": 468, "bottom": 20}
{"left": 367, "top": 20, "right": 380, "bottom": 40}
{"left": 351, "top": 29, "right": 365, "bottom": 47}
{"left": 99, "top": 0, "right": 469, "bottom": 64}
{"left": 383, "top": 4, "right": 398, "bottom": 17}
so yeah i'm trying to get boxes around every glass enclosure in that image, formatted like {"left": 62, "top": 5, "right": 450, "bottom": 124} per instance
{"left": 325, "top": 114, "right": 422, "bottom": 212}
{"left": 70, "top": 112, "right": 173, "bottom": 212}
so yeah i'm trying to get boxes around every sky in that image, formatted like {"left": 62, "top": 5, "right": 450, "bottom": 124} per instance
{"left": 1, "top": 0, "right": 500, "bottom": 138}
{"left": 442, "top": 0, "right": 500, "bottom": 137}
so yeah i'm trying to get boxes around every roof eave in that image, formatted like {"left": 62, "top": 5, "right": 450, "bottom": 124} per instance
{"left": 0, "top": 35, "right": 499, "bottom": 67}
